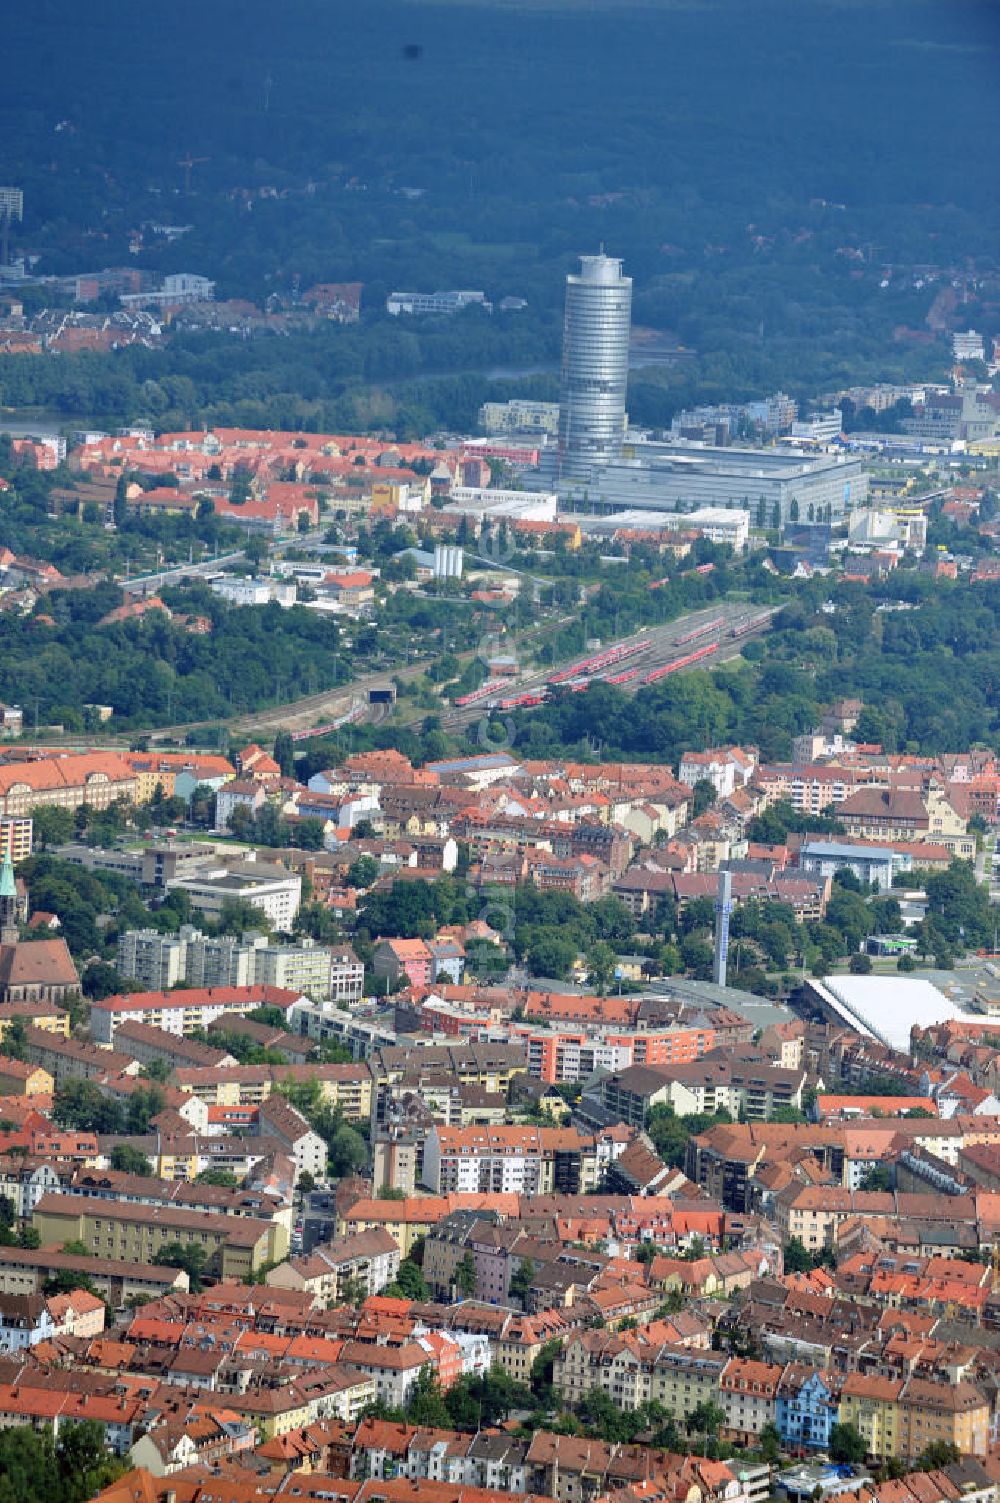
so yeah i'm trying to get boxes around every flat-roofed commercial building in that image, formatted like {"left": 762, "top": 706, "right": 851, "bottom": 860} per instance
{"left": 557, "top": 438, "right": 867, "bottom": 527}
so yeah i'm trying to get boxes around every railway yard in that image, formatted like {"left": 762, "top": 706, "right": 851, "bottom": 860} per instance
{"left": 441, "top": 603, "right": 774, "bottom": 730}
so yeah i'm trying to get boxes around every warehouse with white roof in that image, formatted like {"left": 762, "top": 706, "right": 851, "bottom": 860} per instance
{"left": 807, "top": 974, "right": 983, "bottom": 1054}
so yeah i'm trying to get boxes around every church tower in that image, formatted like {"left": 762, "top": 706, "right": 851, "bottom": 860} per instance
{"left": 0, "top": 838, "right": 18, "bottom": 946}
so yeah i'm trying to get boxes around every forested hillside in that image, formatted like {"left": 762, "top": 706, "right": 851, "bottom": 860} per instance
{"left": 2, "top": 0, "right": 998, "bottom": 428}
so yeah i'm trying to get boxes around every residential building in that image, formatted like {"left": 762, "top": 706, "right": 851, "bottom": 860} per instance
{"left": 266, "top": 1229, "right": 400, "bottom": 1302}
{"left": 89, "top": 984, "right": 301, "bottom": 1045}
{"left": 373, "top": 937, "right": 432, "bottom": 990}
{"left": 22, "top": 1026, "right": 138, "bottom": 1086}
{"left": 480, "top": 399, "right": 561, "bottom": 438}
{"left": 257, "top": 1096, "right": 328, "bottom": 1179}
{"left": 775, "top": 1366, "right": 837, "bottom": 1453}
{"left": 118, "top": 929, "right": 187, "bottom": 990}
{"left": 719, "top": 1358, "right": 785, "bottom": 1446}
{"left": 0, "top": 1058, "right": 52, "bottom": 1097}
{"left": 0, "top": 1384, "right": 143, "bottom": 1453}
{"left": 679, "top": 747, "right": 757, "bottom": 799}
{"left": 0, "top": 1000, "right": 69, "bottom": 1040}
{"left": 210, "top": 576, "right": 297, "bottom": 609}
{"left": 953, "top": 330, "right": 985, "bottom": 362}
{"left": 110, "top": 1021, "right": 234, "bottom": 1072}
{"left": 124, "top": 926, "right": 344, "bottom": 998}
{"left": 422, "top": 1124, "right": 617, "bottom": 1196}
{"left": 31, "top": 1192, "right": 284, "bottom": 1280}
{"left": 597, "top": 1058, "right": 805, "bottom": 1128}
{"left": 215, "top": 780, "right": 267, "bottom": 833}
{"left": 0, "top": 817, "right": 32, "bottom": 862}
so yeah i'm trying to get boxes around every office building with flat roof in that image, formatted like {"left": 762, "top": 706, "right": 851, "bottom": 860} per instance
{"left": 556, "top": 437, "right": 867, "bottom": 527}
{"left": 558, "top": 253, "right": 632, "bottom": 479}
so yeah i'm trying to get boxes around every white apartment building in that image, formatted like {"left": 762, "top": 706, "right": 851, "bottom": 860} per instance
{"left": 790, "top": 410, "right": 843, "bottom": 444}
{"left": 479, "top": 399, "right": 560, "bottom": 438}
{"left": 421, "top": 1124, "right": 605, "bottom": 1196}
{"left": 167, "top": 859, "right": 301, "bottom": 931}
{"left": 214, "top": 781, "right": 265, "bottom": 834}
{"left": 89, "top": 985, "right": 301, "bottom": 1045}
{"left": 253, "top": 940, "right": 336, "bottom": 999}
{"left": 118, "top": 930, "right": 186, "bottom": 990}
{"left": 210, "top": 576, "right": 296, "bottom": 609}
{"left": 386, "top": 289, "right": 490, "bottom": 317}
{"left": 954, "top": 329, "right": 986, "bottom": 362}
{"left": 119, "top": 926, "right": 345, "bottom": 1000}
{"left": 328, "top": 950, "right": 366, "bottom": 1007}
{"left": 185, "top": 931, "right": 258, "bottom": 988}
{"left": 719, "top": 1358, "right": 783, "bottom": 1444}
{"left": 678, "top": 746, "right": 756, "bottom": 798}
{"left": 0, "top": 188, "right": 24, "bottom": 222}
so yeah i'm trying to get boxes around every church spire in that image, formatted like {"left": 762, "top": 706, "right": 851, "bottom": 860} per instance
{"left": 0, "top": 829, "right": 18, "bottom": 946}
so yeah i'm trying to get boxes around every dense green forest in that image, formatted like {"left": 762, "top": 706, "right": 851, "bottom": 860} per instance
{"left": 3, "top": 0, "right": 998, "bottom": 431}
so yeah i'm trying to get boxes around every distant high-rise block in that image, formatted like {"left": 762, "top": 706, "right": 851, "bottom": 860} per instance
{"left": 558, "top": 252, "right": 632, "bottom": 479}
{"left": 0, "top": 189, "right": 23, "bottom": 223}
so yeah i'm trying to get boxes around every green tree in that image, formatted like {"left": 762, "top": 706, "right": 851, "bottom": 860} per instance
{"left": 273, "top": 730, "right": 296, "bottom": 778}
{"left": 113, "top": 473, "right": 129, "bottom": 529}
{"left": 82, "top": 962, "right": 132, "bottom": 1001}
{"left": 687, "top": 1399, "right": 725, "bottom": 1444}
{"left": 153, "top": 1240, "right": 208, "bottom": 1291}
{"left": 327, "top": 1122, "right": 368, "bottom": 1177}
{"left": 454, "top": 1251, "right": 477, "bottom": 1299}
{"left": 217, "top": 896, "right": 270, "bottom": 935}
{"left": 388, "top": 1259, "right": 429, "bottom": 1302}
{"left": 783, "top": 1237, "right": 814, "bottom": 1273}
{"left": 918, "top": 1440, "right": 960, "bottom": 1471}
{"left": 692, "top": 778, "right": 718, "bottom": 818}
{"left": 509, "top": 1257, "right": 534, "bottom": 1310}
{"left": 525, "top": 933, "right": 577, "bottom": 979}
{"left": 30, "top": 806, "right": 75, "bottom": 848}
{"left": 195, "top": 1167, "right": 240, "bottom": 1188}
{"left": 769, "top": 1104, "right": 806, "bottom": 1124}
{"left": 3, "top": 1018, "right": 28, "bottom": 1061}
{"left": 140, "top": 1058, "right": 173, "bottom": 1083}
{"left": 759, "top": 1421, "right": 782, "bottom": 1463}
{"left": 109, "top": 1144, "right": 153, "bottom": 1176}
{"left": 586, "top": 941, "right": 618, "bottom": 996}
{"left": 407, "top": 1365, "right": 452, "bottom": 1428}
{"left": 829, "top": 1421, "right": 868, "bottom": 1464}
{"left": 346, "top": 855, "right": 380, "bottom": 889}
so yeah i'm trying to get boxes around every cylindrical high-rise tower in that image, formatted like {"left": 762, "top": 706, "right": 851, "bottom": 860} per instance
{"left": 557, "top": 252, "right": 632, "bottom": 480}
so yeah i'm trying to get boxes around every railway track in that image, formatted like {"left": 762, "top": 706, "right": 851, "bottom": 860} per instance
{"left": 440, "top": 605, "right": 775, "bottom": 728}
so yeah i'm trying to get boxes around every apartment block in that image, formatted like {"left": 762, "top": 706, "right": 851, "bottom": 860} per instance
{"left": 31, "top": 1192, "right": 283, "bottom": 1279}
{"left": 119, "top": 926, "right": 350, "bottom": 1000}
{"left": 89, "top": 984, "right": 302, "bottom": 1045}
{"left": 421, "top": 1123, "right": 613, "bottom": 1195}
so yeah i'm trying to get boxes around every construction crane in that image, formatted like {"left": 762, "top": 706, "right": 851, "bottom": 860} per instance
{"left": 177, "top": 155, "right": 208, "bottom": 193}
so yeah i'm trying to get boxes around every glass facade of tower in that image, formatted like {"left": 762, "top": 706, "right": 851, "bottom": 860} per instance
{"left": 558, "top": 253, "right": 632, "bottom": 479}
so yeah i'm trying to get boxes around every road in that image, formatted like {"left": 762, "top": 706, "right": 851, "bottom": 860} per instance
{"left": 122, "top": 550, "right": 246, "bottom": 596}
